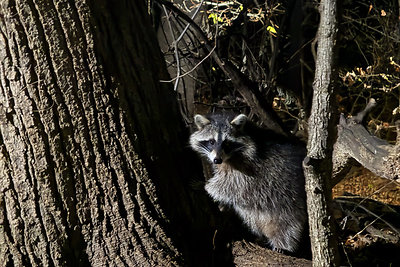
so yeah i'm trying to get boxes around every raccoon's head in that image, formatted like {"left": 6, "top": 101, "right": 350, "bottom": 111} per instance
{"left": 189, "top": 113, "right": 256, "bottom": 165}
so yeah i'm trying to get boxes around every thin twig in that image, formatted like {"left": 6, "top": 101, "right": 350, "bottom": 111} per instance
{"left": 343, "top": 15, "right": 399, "bottom": 42}
{"left": 341, "top": 241, "right": 353, "bottom": 267}
{"left": 175, "top": 0, "right": 205, "bottom": 44}
{"left": 162, "top": 5, "right": 181, "bottom": 91}
{"left": 351, "top": 216, "right": 380, "bottom": 240}
{"left": 162, "top": 0, "right": 205, "bottom": 89}
{"left": 160, "top": 46, "right": 216, "bottom": 83}
{"left": 160, "top": 0, "right": 218, "bottom": 84}
{"left": 158, "top": 0, "right": 286, "bottom": 134}
{"left": 336, "top": 199, "right": 400, "bottom": 235}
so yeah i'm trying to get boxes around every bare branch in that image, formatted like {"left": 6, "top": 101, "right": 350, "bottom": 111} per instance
{"left": 333, "top": 99, "right": 400, "bottom": 186}
{"left": 160, "top": 45, "right": 216, "bottom": 83}
{"left": 353, "top": 98, "right": 377, "bottom": 123}
{"left": 158, "top": 0, "right": 287, "bottom": 135}
{"left": 162, "top": 5, "right": 181, "bottom": 91}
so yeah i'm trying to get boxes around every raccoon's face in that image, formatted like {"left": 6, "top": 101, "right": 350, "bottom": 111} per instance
{"left": 189, "top": 113, "right": 256, "bottom": 165}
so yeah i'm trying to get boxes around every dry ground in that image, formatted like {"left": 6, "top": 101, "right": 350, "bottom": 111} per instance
{"left": 332, "top": 167, "right": 400, "bottom": 266}
{"left": 333, "top": 167, "right": 400, "bottom": 205}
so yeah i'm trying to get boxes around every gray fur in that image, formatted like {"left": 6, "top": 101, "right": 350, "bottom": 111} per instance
{"left": 190, "top": 113, "right": 307, "bottom": 253}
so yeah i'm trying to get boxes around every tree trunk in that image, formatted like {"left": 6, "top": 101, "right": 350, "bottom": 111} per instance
{"left": 0, "top": 0, "right": 213, "bottom": 266}
{"left": 303, "top": 0, "right": 340, "bottom": 266}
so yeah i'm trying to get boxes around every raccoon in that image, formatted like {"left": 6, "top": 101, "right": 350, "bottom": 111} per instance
{"left": 190, "top": 113, "right": 307, "bottom": 253}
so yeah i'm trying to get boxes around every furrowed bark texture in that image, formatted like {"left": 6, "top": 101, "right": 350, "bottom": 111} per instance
{"left": 232, "top": 241, "right": 312, "bottom": 267}
{"left": 303, "top": 0, "right": 340, "bottom": 266}
{"left": 332, "top": 99, "right": 400, "bottom": 186}
{"left": 0, "top": 0, "right": 202, "bottom": 266}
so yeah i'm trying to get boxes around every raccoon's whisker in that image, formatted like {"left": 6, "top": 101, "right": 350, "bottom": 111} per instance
{"left": 199, "top": 143, "right": 211, "bottom": 152}
{"left": 232, "top": 145, "right": 249, "bottom": 155}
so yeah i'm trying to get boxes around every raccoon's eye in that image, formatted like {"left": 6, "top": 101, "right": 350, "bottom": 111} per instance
{"left": 199, "top": 139, "right": 215, "bottom": 151}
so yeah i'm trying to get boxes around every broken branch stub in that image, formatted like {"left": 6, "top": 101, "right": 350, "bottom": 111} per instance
{"left": 332, "top": 99, "right": 400, "bottom": 186}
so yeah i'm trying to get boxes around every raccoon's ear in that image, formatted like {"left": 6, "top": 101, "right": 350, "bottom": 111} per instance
{"left": 230, "top": 114, "right": 247, "bottom": 129}
{"left": 194, "top": 114, "right": 211, "bottom": 130}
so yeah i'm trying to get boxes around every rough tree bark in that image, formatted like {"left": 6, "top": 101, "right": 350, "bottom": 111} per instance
{"left": 302, "top": 0, "right": 340, "bottom": 266}
{"left": 232, "top": 241, "right": 312, "bottom": 267}
{"left": 332, "top": 99, "right": 400, "bottom": 186}
{"left": 0, "top": 0, "right": 213, "bottom": 266}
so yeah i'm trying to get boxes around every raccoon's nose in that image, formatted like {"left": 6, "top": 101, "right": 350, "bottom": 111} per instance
{"left": 213, "top": 158, "right": 222, "bottom": 164}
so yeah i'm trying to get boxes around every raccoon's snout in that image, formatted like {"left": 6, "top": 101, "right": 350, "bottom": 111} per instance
{"left": 213, "top": 158, "right": 223, "bottom": 164}
{"left": 213, "top": 145, "right": 224, "bottom": 164}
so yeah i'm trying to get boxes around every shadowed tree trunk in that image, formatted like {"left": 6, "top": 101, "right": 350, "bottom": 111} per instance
{"left": 302, "top": 0, "right": 340, "bottom": 266}
{"left": 0, "top": 0, "right": 215, "bottom": 266}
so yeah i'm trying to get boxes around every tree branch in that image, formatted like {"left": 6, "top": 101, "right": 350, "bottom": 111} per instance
{"left": 158, "top": 0, "right": 287, "bottom": 135}
{"left": 332, "top": 99, "right": 400, "bottom": 186}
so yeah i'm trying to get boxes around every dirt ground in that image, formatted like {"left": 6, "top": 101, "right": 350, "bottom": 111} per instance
{"left": 333, "top": 167, "right": 400, "bottom": 205}
{"left": 332, "top": 167, "right": 400, "bottom": 266}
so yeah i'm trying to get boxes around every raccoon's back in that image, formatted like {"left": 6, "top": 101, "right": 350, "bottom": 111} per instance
{"left": 260, "top": 141, "right": 306, "bottom": 186}
{"left": 259, "top": 142, "right": 306, "bottom": 204}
